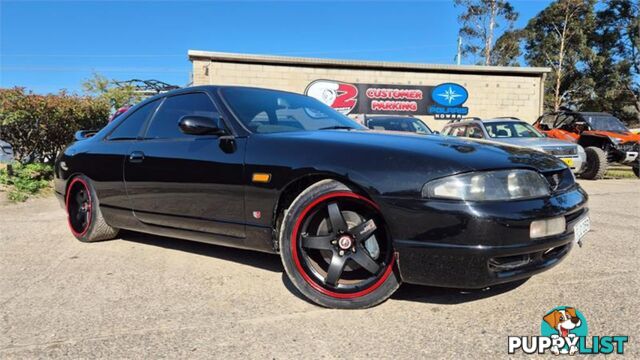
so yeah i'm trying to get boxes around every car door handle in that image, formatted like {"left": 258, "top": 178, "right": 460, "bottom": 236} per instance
{"left": 129, "top": 151, "right": 145, "bottom": 163}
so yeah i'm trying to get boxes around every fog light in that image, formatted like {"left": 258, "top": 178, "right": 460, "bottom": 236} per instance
{"left": 530, "top": 217, "right": 566, "bottom": 239}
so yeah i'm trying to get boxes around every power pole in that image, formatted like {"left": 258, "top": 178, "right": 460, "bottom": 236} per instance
{"left": 456, "top": 36, "right": 462, "bottom": 65}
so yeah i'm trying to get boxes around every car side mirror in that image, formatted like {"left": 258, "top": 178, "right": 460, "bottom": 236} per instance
{"left": 178, "top": 115, "right": 226, "bottom": 136}
{"left": 432, "top": 130, "right": 440, "bottom": 135}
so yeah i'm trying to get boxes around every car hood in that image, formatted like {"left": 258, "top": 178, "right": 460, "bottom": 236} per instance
{"left": 487, "top": 137, "right": 577, "bottom": 148}
{"left": 261, "top": 130, "right": 567, "bottom": 174}
{"left": 584, "top": 130, "right": 640, "bottom": 143}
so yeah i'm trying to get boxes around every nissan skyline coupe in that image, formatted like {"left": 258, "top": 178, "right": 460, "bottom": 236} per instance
{"left": 55, "top": 86, "right": 590, "bottom": 309}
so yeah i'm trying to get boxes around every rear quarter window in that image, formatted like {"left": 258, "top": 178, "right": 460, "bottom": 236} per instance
{"left": 108, "top": 99, "right": 160, "bottom": 140}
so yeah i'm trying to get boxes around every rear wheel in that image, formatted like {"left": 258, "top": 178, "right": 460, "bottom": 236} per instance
{"left": 633, "top": 165, "right": 639, "bottom": 178}
{"left": 580, "top": 147, "right": 608, "bottom": 180}
{"left": 66, "top": 175, "right": 119, "bottom": 242}
{"left": 279, "top": 180, "right": 400, "bottom": 309}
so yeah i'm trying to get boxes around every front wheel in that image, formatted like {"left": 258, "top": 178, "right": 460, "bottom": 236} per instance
{"left": 579, "top": 146, "right": 608, "bottom": 180}
{"left": 279, "top": 180, "right": 401, "bottom": 309}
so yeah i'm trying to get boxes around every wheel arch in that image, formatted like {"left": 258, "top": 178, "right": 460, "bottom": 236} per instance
{"left": 577, "top": 134, "right": 612, "bottom": 149}
{"left": 271, "top": 172, "right": 375, "bottom": 248}
{"left": 63, "top": 172, "right": 87, "bottom": 198}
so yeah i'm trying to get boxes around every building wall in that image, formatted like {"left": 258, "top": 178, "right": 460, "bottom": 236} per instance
{"left": 192, "top": 59, "right": 543, "bottom": 131}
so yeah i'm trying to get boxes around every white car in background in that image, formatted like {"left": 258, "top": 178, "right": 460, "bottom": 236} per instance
{"left": 442, "top": 117, "right": 587, "bottom": 174}
{"left": 0, "top": 140, "right": 14, "bottom": 163}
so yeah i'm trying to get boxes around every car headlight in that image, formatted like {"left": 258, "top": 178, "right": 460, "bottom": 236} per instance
{"left": 422, "top": 169, "right": 550, "bottom": 201}
{"left": 609, "top": 137, "right": 622, "bottom": 144}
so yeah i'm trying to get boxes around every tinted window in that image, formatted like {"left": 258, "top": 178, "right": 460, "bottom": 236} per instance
{"left": 145, "top": 93, "right": 219, "bottom": 139}
{"left": 221, "top": 88, "right": 364, "bottom": 134}
{"left": 584, "top": 115, "right": 628, "bottom": 132}
{"left": 108, "top": 100, "right": 159, "bottom": 140}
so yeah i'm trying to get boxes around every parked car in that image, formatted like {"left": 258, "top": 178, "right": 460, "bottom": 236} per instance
{"left": 442, "top": 117, "right": 586, "bottom": 174}
{"left": 55, "top": 86, "right": 589, "bottom": 309}
{"left": 0, "top": 140, "right": 14, "bottom": 163}
{"left": 534, "top": 111, "right": 640, "bottom": 179}
{"left": 109, "top": 105, "right": 132, "bottom": 123}
{"left": 364, "top": 115, "right": 433, "bottom": 135}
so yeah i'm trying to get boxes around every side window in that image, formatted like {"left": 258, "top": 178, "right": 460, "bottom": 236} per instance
{"left": 557, "top": 115, "right": 575, "bottom": 131}
{"left": 466, "top": 124, "right": 484, "bottom": 139}
{"left": 108, "top": 100, "right": 160, "bottom": 140}
{"left": 538, "top": 114, "right": 557, "bottom": 129}
{"left": 145, "top": 93, "right": 220, "bottom": 139}
{"left": 452, "top": 126, "right": 467, "bottom": 137}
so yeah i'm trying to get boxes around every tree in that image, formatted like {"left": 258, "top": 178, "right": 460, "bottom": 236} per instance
{"left": 490, "top": 29, "right": 524, "bottom": 66}
{"left": 82, "top": 73, "right": 141, "bottom": 111}
{"left": 454, "top": 0, "right": 519, "bottom": 65}
{"left": 584, "top": 0, "right": 639, "bottom": 125}
{"left": 523, "top": 0, "right": 595, "bottom": 111}
{"left": 0, "top": 87, "right": 110, "bottom": 162}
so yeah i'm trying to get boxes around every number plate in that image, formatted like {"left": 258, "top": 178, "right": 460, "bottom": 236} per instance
{"left": 573, "top": 216, "right": 590, "bottom": 244}
{"left": 560, "top": 158, "right": 574, "bottom": 167}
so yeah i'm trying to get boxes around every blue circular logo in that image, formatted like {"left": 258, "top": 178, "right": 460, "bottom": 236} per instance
{"left": 431, "top": 83, "right": 468, "bottom": 107}
{"left": 541, "top": 306, "right": 588, "bottom": 338}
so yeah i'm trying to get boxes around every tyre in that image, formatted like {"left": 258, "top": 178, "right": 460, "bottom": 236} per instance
{"left": 633, "top": 165, "right": 639, "bottom": 178}
{"left": 579, "top": 146, "right": 608, "bottom": 180}
{"left": 279, "top": 179, "right": 401, "bottom": 309}
{"left": 65, "top": 175, "right": 119, "bottom": 242}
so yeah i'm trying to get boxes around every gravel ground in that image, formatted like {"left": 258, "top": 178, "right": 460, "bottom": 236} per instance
{"left": 1, "top": 179, "right": 638, "bottom": 359}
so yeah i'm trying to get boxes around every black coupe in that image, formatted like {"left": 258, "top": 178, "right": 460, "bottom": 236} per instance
{"left": 55, "top": 86, "right": 589, "bottom": 308}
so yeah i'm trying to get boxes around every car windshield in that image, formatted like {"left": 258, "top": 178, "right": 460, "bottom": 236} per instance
{"left": 368, "top": 118, "right": 432, "bottom": 134}
{"left": 485, "top": 121, "right": 543, "bottom": 138}
{"left": 221, "top": 88, "right": 365, "bottom": 134}
{"left": 583, "top": 115, "right": 628, "bottom": 132}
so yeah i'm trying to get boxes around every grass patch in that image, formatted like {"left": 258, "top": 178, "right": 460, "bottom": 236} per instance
{"left": 604, "top": 167, "right": 636, "bottom": 179}
{"left": 0, "top": 163, "right": 54, "bottom": 202}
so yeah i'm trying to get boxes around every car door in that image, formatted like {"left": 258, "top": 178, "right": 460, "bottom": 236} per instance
{"left": 81, "top": 98, "right": 161, "bottom": 213}
{"left": 124, "top": 91, "right": 246, "bottom": 238}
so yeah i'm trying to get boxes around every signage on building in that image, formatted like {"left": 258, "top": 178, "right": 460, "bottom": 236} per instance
{"left": 304, "top": 80, "right": 469, "bottom": 119}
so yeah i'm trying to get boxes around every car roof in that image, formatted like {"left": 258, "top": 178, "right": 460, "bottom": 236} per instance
{"left": 157, "top": 85, "right": 308, "bottom": 98}
{"left": 443, "top": 117, "right": 526, "bottom": 127}
{"left": 366, "top": 116, "right": 420, "bottom": 121}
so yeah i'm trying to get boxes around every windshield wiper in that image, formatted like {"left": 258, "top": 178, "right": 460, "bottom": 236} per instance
{"left": 318, "top": 126, "right": 355, "bottom": 131}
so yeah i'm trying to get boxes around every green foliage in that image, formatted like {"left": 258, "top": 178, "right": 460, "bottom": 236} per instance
{"left": 491, "top": 29, "right": 524, "bottom": 66}
{"left": 523, "top": 0, "right": 596, "bottom": 111}
{"left": 0, "top": 87, "right": 110, "bottom": 162}
{"left": 82, "top": 72, "right": 142, "bottom": 111}
{"left": 0, "top": 163, "right": 54, "bottom": 202}
{"left": 455, "top": 0, "right": 519, "bottom": 65}
{"left": 582, "top": 0, "right": 639, "bottom": 125}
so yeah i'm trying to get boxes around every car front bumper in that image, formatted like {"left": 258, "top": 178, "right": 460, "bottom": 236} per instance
{"left": 377, "top": 185, "right": 588, "bottom": 288}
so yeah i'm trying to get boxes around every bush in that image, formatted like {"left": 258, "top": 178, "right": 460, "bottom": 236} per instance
{"left": 0, "top": 162, "right": 54, "bottom": 202}
{"left": 0, "top": 87, "right": 110, "bottom": 162}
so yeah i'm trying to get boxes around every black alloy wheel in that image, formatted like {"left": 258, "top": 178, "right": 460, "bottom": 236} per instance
{"left": 280, "top": 180, "right": 400, "bottom": 309}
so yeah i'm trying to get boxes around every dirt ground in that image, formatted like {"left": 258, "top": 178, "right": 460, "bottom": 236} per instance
{"left": 1, "top": 179, "right": 639, "bottom": 358}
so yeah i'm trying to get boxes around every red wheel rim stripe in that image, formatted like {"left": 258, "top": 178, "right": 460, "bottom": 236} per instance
{"left": 291, "top": 191, "right": 395, "bottom": 299}
{"left": 65, "top": 177, "right": 92, "bottom": 237}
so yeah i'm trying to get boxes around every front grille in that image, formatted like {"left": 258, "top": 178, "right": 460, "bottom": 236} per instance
{"left": 619, "top": 141, "right": 639, "bottom": 153}
{"left": 542, "top": 145, "right": 577, "bottom": 156}
{"left": 542, "top": 168, "right": 575, "bottom": 193}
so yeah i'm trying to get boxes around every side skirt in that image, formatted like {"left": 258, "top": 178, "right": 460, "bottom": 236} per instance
{"left": 101, "top": 205, "right": 276, "bottom": 254}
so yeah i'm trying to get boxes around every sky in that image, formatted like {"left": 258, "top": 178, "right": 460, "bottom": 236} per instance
{"left": 1, "top": 0, "right": 552, "bottom": 94}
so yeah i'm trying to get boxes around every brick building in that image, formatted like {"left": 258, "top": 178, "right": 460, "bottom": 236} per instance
{"left": 188, "top": 50, "right": 550, "bottom": 131}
